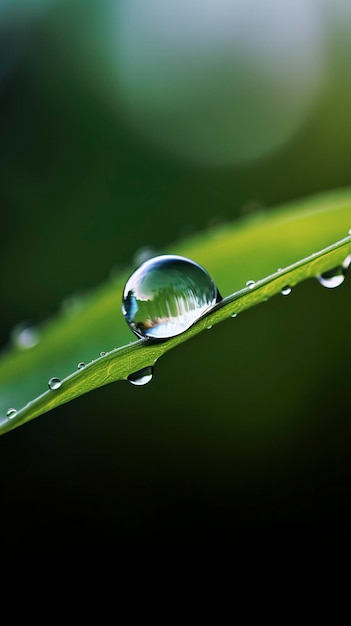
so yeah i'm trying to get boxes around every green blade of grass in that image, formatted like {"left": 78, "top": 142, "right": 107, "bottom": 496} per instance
{"left": 1, "top": 224, "right": 350, "bottom": 436}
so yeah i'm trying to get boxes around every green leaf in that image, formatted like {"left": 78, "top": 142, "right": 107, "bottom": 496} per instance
{"left": 1, "top": 188, "right": 351, "bottom": 435}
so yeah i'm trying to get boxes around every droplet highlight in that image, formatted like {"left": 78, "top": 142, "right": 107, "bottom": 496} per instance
{"left": 77, "top": 362, "right": 86, "bottom": 369}
{"left": 317, "top": 266, "right": 345, "bottom": 289}
{"left": 231, "top": 313, "right": 238, "bottom": 318}
{"left": 246, "top": 280, "right": 255, "bottom": 289}
{"left": 281, "top": 286, "right": 292, "bottom": 296}
{"left": 122, "top": 254, "right": 220, "bottom": 339}
{"left": 343, "top": 255, "right": 351, "bottom": 271}
{"left": 6, "top": 408, "right": 17, "bottom": 419}
{"left": 128, "top": 366, "right": 154, "bottom": 386}
{"left": 48, "top": 377, "right": 62, "bottom": 390}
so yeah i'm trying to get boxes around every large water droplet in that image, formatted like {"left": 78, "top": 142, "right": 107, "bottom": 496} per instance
{"left": 128, "top": 366, "right": 154, "bottom": 386}
{"left": 122, "top": 255, "right": 220, "bottom": 339}
{"left": 317, "top": 266, "right": 345, "bottom": 289}
{"left": 6, "top": 408, "right": 17, "bottom": 419}
{"left": 281, "top": 286, "right": 292, "bottom": 296}
{"left": 48, "top": 377, "right": 62, "bottom": 390}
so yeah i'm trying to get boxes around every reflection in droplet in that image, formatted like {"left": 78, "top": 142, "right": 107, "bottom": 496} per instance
{"left": 48, "top": 377, "right": 62, "bottom": 390}
{"left": 317, "top": 266, "right": 345, "bottom": 289}
{"left": 78, "top": 362, "right": 86, "bottom": 369}
{"left": 246, "top": 280, "right": 256, "bottom": 289}
{"left": 6, "top": 408, "right": 17, "bottom": 419}
{"left": 122, "top": 254, "right": 221, "bottom": 339}
{"left": 128, "top": 366, "right": 154, "bottom": 386}
{"left": 281, "top": 286, "right": 292, "bottom": 296}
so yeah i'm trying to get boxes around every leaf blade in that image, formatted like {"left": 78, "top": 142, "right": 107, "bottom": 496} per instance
{"left": 1, "top": 229, "right": 350, "bottom": 435}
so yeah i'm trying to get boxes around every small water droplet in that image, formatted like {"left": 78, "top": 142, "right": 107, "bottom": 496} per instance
{"left": 348, "top": 229, "right": 351, "bottom": 236}
{"left": 61, "top": 293, "right": 85, "bottom": 315}
{"left": 133, "top": 246, "right": 158, "bottom": 267}
{"left": 100, "top": 351, "right": 107, "bottom": 357}
{"left": 207, "top": 325, "right": 212, "bottom": 330}
{"left": 77, "top": 362, "right": 86, "bottom": 369}
{"left": 343, "top": 255, "right": 351, "bottom": 271}
{"left": 128, "top": 366, "right": 154, "bottom": 386}
{"left": 6, "top": 408, "right": 17, "bottom": 419}
{"left": 231, "top": 313, "right": 238, "bottom": 318}
{"left": 122, "top": 254, "right": 221, "bottom": 339}
{"left": 48, "top": 377, "right": 61, "bottom": 390}
{"left": 246, "top": 280, "right": 255, "bottom": 289}
{"left": 317, "top": 266, "right": 345, "bottom": 289}
{"left": 11, "top": 323, "right": 39, "bottom": 349}
{"left": 281, "top": 286, "right": 292, "bottom": 296}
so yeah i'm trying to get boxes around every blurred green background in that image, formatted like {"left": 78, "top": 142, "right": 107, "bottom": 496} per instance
{"left": 1, "top": 0, "right": 351, "bottom": 546}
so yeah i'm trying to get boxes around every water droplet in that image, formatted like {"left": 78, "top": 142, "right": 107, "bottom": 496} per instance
{"left": 128, "top": 366, "right": 154, "bottom": 386}
{"left": 207, "top": 325, "right": 212, "bottom": 330}
{"left": 61, "top": 293, "right": 85, "bottom": 316}
{"left": 11, "top": 323, "right": 39, "bottom": 349}
{"left": 281, "top": 286, "right": 292, "bottom": 296}
{"left": 246, "top": 280, "right": 255, "bottom": 289}
{"left": 348, "top": 229, "right": 351, "bottom": 236}
{"left": 133, "top": 246, "right": 158, "bottom": 267}
{"left": 48, "top": 377, "right": 61, "bottom": 390}
{"left": 100, "top": 351, "right": 107, "bottom": 357}
{"left": 317, "top": 266, "right": 345, "bottom": 289}
{"left": 343, "top": 255, "right": 351, "bottom": 271}
{"left": 122, "top": 254, "right": 220, "bottom": 339}
{"left": 231, "top": 313, "right": 238, "bottom": 318}
{"left": 77, "top": 362, "right": 86, "bottom": 369}
{"left": 6, "top": 408, "right": 17, "bottom": 419}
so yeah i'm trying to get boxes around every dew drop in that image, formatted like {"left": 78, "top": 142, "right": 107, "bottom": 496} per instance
{"left": 11, "top": 323, "right": 39, "bottom": 350}
{"left": 133, "top": 246, "right": 158, "bottom": 267}
{"left": 48, "top": 377, "right": 62, "bottom": 390}
{"left": 281, "top": 286, "right": 292, "bottom": 296}
{"left": 246, "top": 280, "right": 255, "bottom": 289}
{"left": 77, "top": 362, "right": 86, "bottom": 369}
{"left": 61, "top": 293, "right": 85, "bottom": 316}
{"left": 207, "top": 325, "right": 212, "bottom": 330}
{"left": 6, "top": 408, "right": 17, "bottom": 419}
{"left": 122, "top": 254, "right": 221, "bottom": 339}
{"left": 231, "top": 313, "right": 238, "bottom": 318}
{"left": 100, "top": 351, "right": 107, "bottom": 357}
{"left": 128, "top": 366, "right": 154, "bottom": 386}
{"left": 343, "top": 255, "right": 351, "bottom": 271}
{"left": 317, "top": 266, "right": 345, "bottom": 289}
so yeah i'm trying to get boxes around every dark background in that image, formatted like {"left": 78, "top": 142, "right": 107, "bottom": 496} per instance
{"left": 1, "top": 0, "right": 351, "bottom": 547}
